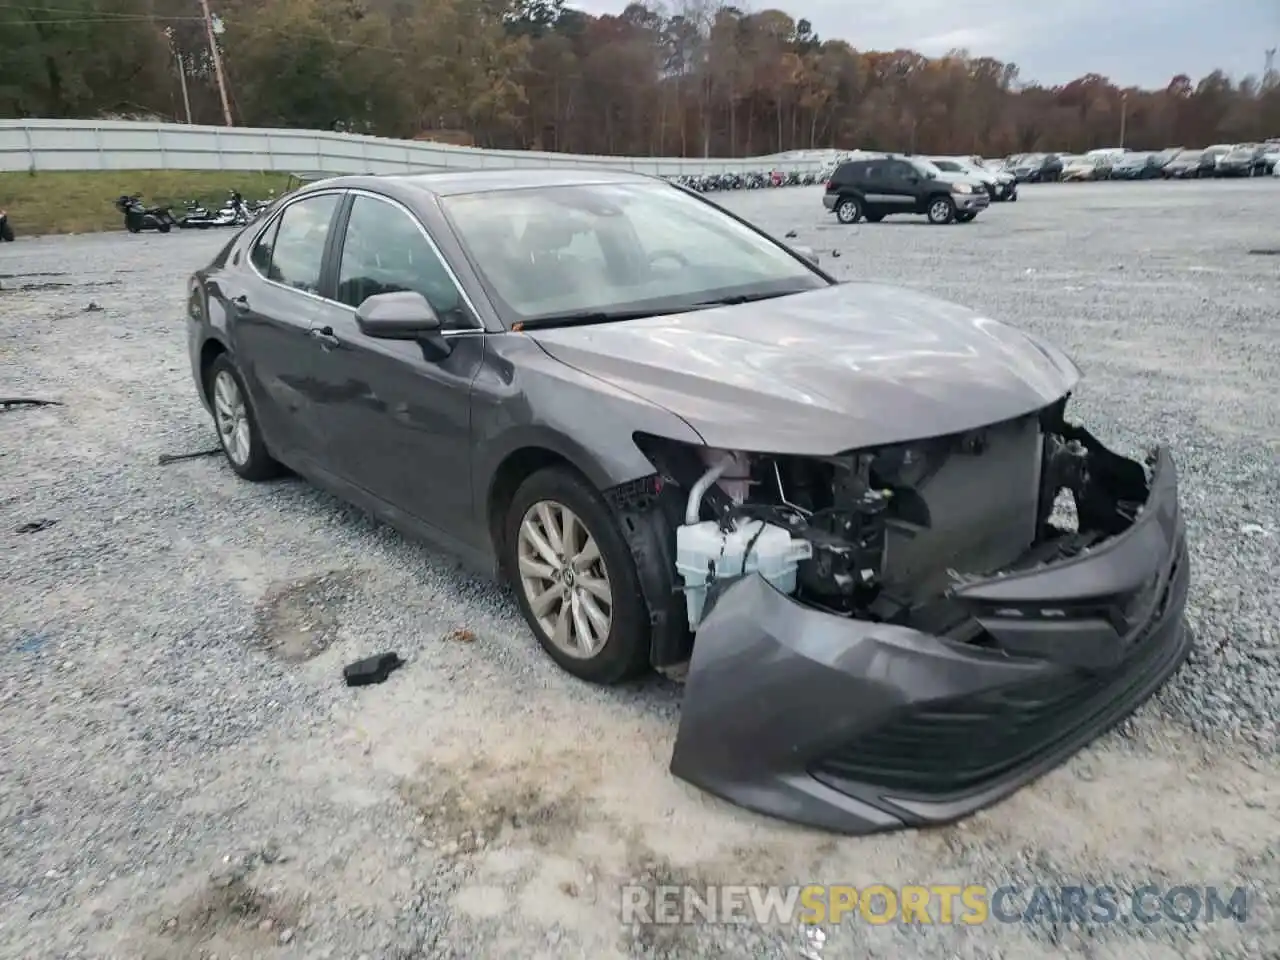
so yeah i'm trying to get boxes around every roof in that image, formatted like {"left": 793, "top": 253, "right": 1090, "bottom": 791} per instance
{"left": 381, "top": 166, "right": 654, "bottom": 197}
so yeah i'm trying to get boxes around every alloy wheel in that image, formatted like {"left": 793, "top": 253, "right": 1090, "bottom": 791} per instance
{"left": 516, "top": 500, "right": 614, "bottom": 659}
{"left": 213, "top": 370, "right": 251, "bottom": 467}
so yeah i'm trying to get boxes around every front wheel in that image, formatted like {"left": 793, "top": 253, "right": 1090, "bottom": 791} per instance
{"left": 927, "top": 196, "right": 956, "bottom": 224}
{"left": 504, "top": 467, "right": 652, "bottom": 684}
{"left": 834, "top": 196, "right": 861, "bottom": 224}
{"left": 158, "top": 222, "right": 171, "bottom": 233}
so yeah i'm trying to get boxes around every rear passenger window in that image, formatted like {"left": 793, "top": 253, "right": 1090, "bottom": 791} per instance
{"left": 250, "top": 218, "right": 279, "bottom": 274}
{"left": 261, "top": 194, "right": 340, "bottom": 294}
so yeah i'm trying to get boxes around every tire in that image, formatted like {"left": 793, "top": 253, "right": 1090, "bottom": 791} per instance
{"left": 927, "top": 195, "right": 956, "bottom": 224}
{"left": 158, "top": 222, "right": 171, "bottom": 233}
{"left": 834, "top": 196, "right": 861, "bottom": 224}
{"left": 206, "top": 354, "right": 283, "bottom": 482}
{"left": 955, "top": 211, "right": 976, "bottom": 223}
{"left": 504, "top": 466, "right": 652, "bottom": 685}
{"left": 0, "top": 220, "right": 13, "bottom": 242}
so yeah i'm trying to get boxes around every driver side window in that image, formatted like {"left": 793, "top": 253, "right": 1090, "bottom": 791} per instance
{"left": 335, "top": 195, "right": 473, "bottom": 330}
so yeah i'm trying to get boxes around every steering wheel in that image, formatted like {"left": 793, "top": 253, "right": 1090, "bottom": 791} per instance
{"left": 648, "top": 249, "right": 690, "bottom": 269}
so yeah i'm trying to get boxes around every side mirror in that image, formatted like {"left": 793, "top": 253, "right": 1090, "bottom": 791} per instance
{"left": 355, "top": 291, "right": 452, "bottom": 360}
{"left": 793, "top": 244, "right": 819, "bottom": 265}
{"left": 355, "top": 291, "right": 442, "bottom": 340}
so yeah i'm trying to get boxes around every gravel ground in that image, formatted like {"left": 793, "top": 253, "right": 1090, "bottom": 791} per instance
{"left": 1, "top": 179, "right": 1277, "bottom": 960}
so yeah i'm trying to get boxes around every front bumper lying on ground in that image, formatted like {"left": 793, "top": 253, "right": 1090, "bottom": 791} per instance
{"left": 669, "top": 448, "right": 1191, "bottom": 835}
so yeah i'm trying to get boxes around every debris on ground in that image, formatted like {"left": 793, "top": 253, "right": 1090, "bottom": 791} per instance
{"left": 443, "top": 627, "right": 476, "bottom": 643}
{"left": 342, "top": 652, "right": 405, "bottom": 687}
{"left": 1, "top": 398, "right": 64, "bottom": 411}
{"left": 15, "top": 518, "right": 58, "bottom": 534}
{"left": 157, "top": 446, "right": 221, "bottom": 465}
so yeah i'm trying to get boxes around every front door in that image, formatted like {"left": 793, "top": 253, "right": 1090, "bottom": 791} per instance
{"left": 308, "top": 192, "right": 485, "bottom": 545}
{"left": 230, "top": 192, "right": 343, "bottom": 463}
{"left": 881, "top": 159, "right": 926, "bottom": 211}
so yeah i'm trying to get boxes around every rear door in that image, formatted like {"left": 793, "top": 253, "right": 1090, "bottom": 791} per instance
{"left": 230, "top": 191, "right": 343, "bottom": 461}
{"left": 306, "top": 191, "right": 486, "bottom": 541}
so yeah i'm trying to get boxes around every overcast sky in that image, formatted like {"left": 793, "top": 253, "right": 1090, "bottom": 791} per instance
{"left": 568, "top": 0, "right": 1279, "bottom": 88}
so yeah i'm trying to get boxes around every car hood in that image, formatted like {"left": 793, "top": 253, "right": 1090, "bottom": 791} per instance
{"left": 932, "top": 170, "right": 986, "bottom": 189}
{"left": 525, "top": 283, "right": 1081, "bottom": 456}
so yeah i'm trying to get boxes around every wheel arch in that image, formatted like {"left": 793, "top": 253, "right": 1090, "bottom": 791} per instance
{"left": 198, "top": 335, "right": 230, "bottom": 402}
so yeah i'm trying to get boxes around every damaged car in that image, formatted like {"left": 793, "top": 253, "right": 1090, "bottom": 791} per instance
{"left": 186, "top": 169, "right": 1192, "bottom": 835}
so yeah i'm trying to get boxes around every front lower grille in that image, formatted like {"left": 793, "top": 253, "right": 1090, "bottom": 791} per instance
{"left": 811, "top": 545, "right": 1186, "bottom": 797}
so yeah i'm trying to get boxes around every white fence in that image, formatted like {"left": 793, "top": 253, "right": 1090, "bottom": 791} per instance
{"left": 0, "top": 119, "right": 826, "bottom": 177}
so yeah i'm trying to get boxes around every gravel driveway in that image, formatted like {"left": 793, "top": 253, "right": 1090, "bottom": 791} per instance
{"left": 1, "top": 179, "right": 1277, "bottom": 960}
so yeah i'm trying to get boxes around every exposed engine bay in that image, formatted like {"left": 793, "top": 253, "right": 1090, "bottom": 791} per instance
{"left": 642, "top": 396, "right": 1153, "bottom": 640}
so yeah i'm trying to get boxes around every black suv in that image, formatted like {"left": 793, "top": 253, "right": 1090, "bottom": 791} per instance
{"left": 823, "top": 156, "right": 990, "bottom": 225}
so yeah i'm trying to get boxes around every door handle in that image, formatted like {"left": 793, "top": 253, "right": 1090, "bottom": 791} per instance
{"left": 309, "top": 325, "right": 340, "bottom": 347}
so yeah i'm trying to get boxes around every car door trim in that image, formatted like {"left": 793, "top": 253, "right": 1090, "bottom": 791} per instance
{"left": 244, "top": 187, "right": 484, "bottom": 340}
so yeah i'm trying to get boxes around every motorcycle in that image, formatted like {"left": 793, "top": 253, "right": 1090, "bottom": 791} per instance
{"left": 115, "top": 194, "right": 176, "bottom": 234}
{"left": 182, "top": 191, "right": 258, "bottom": 229}
{"left": 0, "top": 209, "right": 13, "bottom": 242}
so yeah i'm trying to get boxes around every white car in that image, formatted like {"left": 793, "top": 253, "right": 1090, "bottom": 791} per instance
{"left": 928, "top": 156, "right": 1018, "bottom": 201}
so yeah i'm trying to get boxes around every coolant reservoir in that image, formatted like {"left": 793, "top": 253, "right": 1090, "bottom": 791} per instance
{"left": 676, "top": 519, "right": 813, "bottom": 629}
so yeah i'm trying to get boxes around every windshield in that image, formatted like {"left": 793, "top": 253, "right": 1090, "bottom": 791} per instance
{"left": 930, "top": 159, "right": 963, "bottom": 173}
{"left": 910, "top": 159, "right": 942, "bottom": 177}
{"left": 1226, "top": 145, "right": 1256, "bottom": 158}
{"left": 440, "top": 181, "right": 827, "bottom": 327}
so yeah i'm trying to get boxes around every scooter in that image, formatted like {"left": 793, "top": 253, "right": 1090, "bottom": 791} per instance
{"left": 115, "top": 194, "right": 175, "bottom": 234}
{"left": 0, "top": 209, "right": 13, "bottom": 242}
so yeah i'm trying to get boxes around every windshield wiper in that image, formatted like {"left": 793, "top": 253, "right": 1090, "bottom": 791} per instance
{"left": 687, "top": 291, "right": 794, "bottom": 309}
{"left": 515, "top": 308, "right": 673, "bottom": 331}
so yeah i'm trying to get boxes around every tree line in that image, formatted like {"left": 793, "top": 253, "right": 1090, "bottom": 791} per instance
{"left": 2, "top": 0, "right": 1278, "bottom": 159}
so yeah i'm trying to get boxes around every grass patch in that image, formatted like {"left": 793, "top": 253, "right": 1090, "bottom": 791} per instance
{"left": 0, "top": 170, "right": 293, "bottom": 236}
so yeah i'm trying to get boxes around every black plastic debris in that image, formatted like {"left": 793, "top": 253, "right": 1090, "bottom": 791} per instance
{"left": 15, "top": 518, "right": 58, "bottom": 534}
{"left": 1, "top": 398, "right": 64, "bottom": 412}
{"left": 158, "top": 447, "right": 221, "bottom": 465}
{"left": 784, "top": 230, "right": 798, "bottom": 238}
{"left": 1248, "top": 249, "right": 1280, "bottom": 256}
{"left": 343, "top": 652, "right": 404, "bottom": 687}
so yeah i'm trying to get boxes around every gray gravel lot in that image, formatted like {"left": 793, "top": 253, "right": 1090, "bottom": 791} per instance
{"left": 1, "top": 179, "right": 1278, "bottom": 960}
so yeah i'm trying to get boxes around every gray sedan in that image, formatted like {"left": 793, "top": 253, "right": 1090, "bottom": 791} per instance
{"left": 186, "top": 168, "right": 1191, "bottom": 835}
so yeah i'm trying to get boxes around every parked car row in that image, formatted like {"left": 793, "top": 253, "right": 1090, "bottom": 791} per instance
{"left": 666, "top": 170, "right": 821, "bottom": 191}
{"left": 1001, "top": 143, "right": 1279, "bottom": 182}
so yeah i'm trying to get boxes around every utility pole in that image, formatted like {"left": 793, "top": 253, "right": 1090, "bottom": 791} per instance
{"left": 175, "top": 51, "right": 192, "bottom": 124}
{"left": 1118, "top": 91, "right": 1127, "bottom": 148}
{"left": 200, "top": 0, "right": 234, "bottom": 126}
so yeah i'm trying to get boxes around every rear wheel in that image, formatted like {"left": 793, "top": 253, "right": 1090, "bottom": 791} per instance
{"left": 207, "top": 354, "right": 283, "bottom": 482}
{"left": 835, "top": 196, "right": 861, "bottom": 224}
{"left": 0, "top": 220, "right": 13, "bottom": 242}
{"left": 927, "top": 195, "right": 956, "bottom": 225}
{"left": 504, "top": 467, "right": 652, "bottom": 684}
